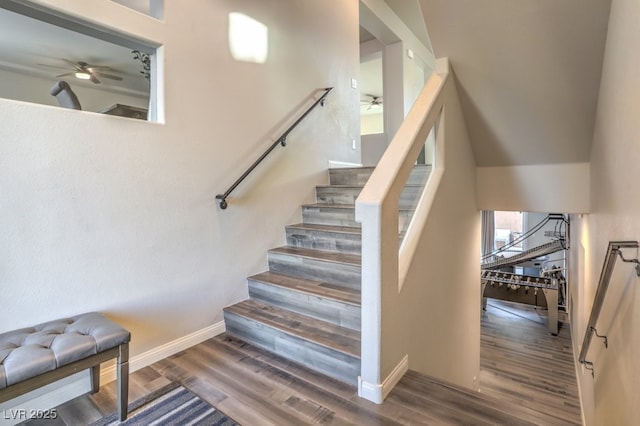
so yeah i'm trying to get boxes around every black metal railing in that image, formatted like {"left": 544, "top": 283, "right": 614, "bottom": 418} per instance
{"left": 216, "top": 87, "right": 333, "bottom": 209}
{"left": 579, "top": 241, "right": 640, "bottom": 377}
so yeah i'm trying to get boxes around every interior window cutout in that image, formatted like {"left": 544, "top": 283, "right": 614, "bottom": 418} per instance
{"left": 0, "top": 5, "right": 158, "bottom": 121}
{"left": 228, "top": 12, "right": 268, "bottom": 64}
{"left": 359, "top": 52, "right": 383, "bottom": 135}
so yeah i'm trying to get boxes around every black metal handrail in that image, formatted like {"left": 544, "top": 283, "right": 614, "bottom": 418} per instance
{"left": 579, "top": 241, "right": 640, "bottom": 376}
{"left": 216, "top": 87, "right": 333, "bottom": 209}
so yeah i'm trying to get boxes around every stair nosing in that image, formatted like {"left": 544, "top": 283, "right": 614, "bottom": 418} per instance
{"left": 302, "top": 202, "right": 415, "bottom": 212}
{"left": 268, "top": 246, "right": 361, "bottom": 266}
{"left": 316, "top": 184, "right": 425, "bottom": 189}
{"left": 248, "top": 271, "right": 361, "bottom": 306}
{"left": 302, "top": 203, "right": 355, "bottom": 209}
{"left": 224, "top": 299, "right": 361, "bottom": 358}
{"left": 286, "top": 223, "right": 362, "bottom": 235}
{"left": 328, "top": 166, "right": 375, "bottom": 171}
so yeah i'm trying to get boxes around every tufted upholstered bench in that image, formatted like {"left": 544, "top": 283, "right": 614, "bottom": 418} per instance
{"left": 0, "top": 312, "right": 130, "bottom": 421}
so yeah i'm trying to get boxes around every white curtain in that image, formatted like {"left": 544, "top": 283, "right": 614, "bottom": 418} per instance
{"left": 481, "top": 210, "right": 495, "bottom": 260}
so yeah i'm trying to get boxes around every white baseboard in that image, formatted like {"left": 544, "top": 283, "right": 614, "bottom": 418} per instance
{"left": 0, "top": 321, "right": 225, "bottom": 426}
{"left": 100, "top": 320, "right": 226, "bottom": 384}
{"left": 358, "top": 354, "right": 409, "bottom": 404}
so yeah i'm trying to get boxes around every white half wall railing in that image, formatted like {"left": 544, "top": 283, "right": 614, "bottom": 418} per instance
{"left": 355, "top": 58, "right": 449, "bottom": 404}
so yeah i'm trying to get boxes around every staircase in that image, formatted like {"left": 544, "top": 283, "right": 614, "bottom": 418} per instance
{"left": 223, "top": 165, "right": 431, "bottom": 385}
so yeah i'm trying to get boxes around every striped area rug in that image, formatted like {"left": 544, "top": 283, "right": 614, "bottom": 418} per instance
{"left": 92, "top": 383, "right": 239, "bottom": 426}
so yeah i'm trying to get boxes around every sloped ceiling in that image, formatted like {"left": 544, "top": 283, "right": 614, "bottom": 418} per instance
{"left": 419, "top": 0, "right": 612, "bottom": 166}
{"left": 384, "top": 0, "right": 433, "bottom": 53}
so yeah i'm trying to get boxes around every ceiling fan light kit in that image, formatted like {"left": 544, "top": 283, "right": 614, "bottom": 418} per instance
{"left": 41, "top": 59, "right": 124, "bottom": 84}
{"left": 360, "top": 94, "right": 383, "bottom": 111}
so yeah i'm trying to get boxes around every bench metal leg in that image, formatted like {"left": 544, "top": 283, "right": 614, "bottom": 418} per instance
{"left": 90, "top": 364, "right": 100, "bottom": 393}
{"left": 117, "top": 343, "right": 129, "bottom": 421}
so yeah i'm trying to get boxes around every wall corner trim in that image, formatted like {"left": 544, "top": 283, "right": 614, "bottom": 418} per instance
{"left": 358, "top": 354, "right": 409, "bottom": 404}
{"left": 100, "top": 321, "right": 226, "bottom": 384}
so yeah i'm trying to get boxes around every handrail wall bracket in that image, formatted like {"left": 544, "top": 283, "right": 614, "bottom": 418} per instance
{"left": 616, "top": 249, "right": 640, "bottom": 276}
{"left": 578, "top": 241, "right": 640, "bottom": 378}
{"left": 583, "top": 360, "right": 595, "bottom": 378}
{"left": 590, "top": 326, "right": 608, "bottom": 349}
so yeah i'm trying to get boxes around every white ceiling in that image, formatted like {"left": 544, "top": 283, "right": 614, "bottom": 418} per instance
{"left": 420, "top": 0, "right": 612, "bottom": 167}
{"left": 0, "top": 6, "right": 149, "bottom": 96}
{"left": 384, "top": 0, "right": 432, "bottom": 53}
{"left": 358, "top": 1, "right": 434, "bottom": 119}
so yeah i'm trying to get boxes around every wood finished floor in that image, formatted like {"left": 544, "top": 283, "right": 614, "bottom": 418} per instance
{"left": 480, "top": 300, "right": 582, "bottom": 424}
{"left": 23, "top": 301, "right": 582, "bottom": 425}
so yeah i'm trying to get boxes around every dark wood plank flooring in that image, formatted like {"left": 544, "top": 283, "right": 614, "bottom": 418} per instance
{"left": 480, "top": 300, "right": 582, "bottom": 424}
{"left": 22, "top": 301, "right": 582, "bottom": 425}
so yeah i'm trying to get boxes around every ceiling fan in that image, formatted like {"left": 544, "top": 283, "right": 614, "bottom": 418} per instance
{"left": 361, "top": 94, "right": 383, "bottom": 110}
{"left": 39, "top": 59, "right": 123, "bottom": 84}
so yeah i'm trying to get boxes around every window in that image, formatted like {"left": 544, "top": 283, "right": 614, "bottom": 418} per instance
{"left": 494, "top": 211, "right": 523, "bottom": 251}
{"left": 0, "top": 4, "right": 158, "bottom": 121}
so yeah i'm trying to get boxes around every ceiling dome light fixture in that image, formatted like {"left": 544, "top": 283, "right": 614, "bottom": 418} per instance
{"left": 75, "top": 71, "right": 91, "bottom": 80}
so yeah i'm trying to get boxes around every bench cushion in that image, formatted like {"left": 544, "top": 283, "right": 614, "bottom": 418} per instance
{"left": 0, "top": 312, "right": 130, "bottom": 389}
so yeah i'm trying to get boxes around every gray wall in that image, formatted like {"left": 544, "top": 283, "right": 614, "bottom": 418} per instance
{"left": 0, "top": 0, "right": 360, "bottom": 410}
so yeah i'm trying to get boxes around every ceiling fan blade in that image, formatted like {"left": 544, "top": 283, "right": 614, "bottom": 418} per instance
{"left": 55, "top": 72, "right": 74, "bottom": 78}
{"left": 89, "top": 74, "right": 101, "bottom": 84}
{"left": 94, "top": 72, "right": 123, "bottom": 81}
{"left": 88, "top": 65, "right": 114, "bottom": 70}
{"left": 39, "top": 63, "right": 75, "bottom": 71}
{"left": 61, "top": 58, "right": 81, "bottom": 68}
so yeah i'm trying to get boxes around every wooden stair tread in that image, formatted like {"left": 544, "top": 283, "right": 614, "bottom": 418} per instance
{"left": 316, "top": 184, "right": 425, "bottom": 189}
{"left": 327, "top": 165, "right": 430, "bottom": 171}
{"left": 329, "top": 164, "right": 432, "bottom": 171}
{"left": 224, "top": 299, "right": 361, "bottom": 358}
{"left": 269, "top": 246, "right": 361, "bottom": 266}
{"left": 302, "top": 203, "right": 356, "bottom": 209}
{"left": 286, "top": 223, "right": 362, "bottom": 235}
{"left": 302, "top": 203, "right": 415, "bottom": 212}
{"left": 316, "top": 185, "right": 365, "bottom": 189}
{"left": 328, "top": 166, "right": 375, "bottom": 172}
{"left": 249, "top": 271, "right": 361, "bottom": 306}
